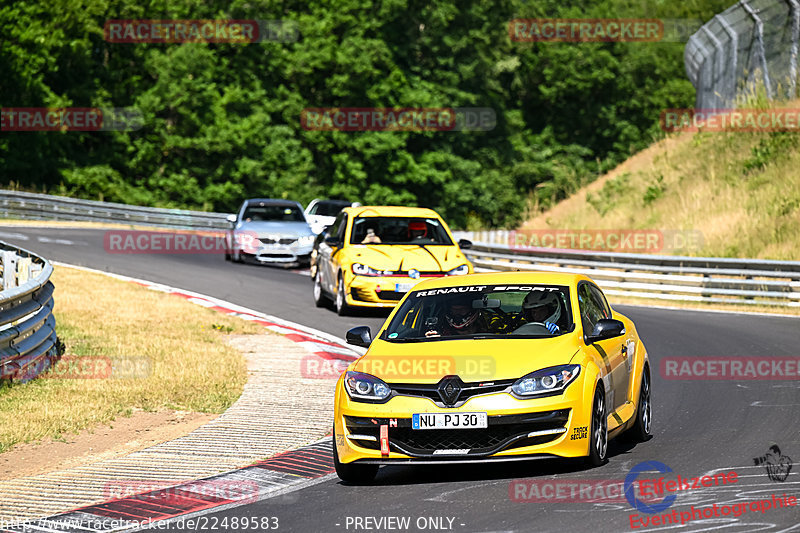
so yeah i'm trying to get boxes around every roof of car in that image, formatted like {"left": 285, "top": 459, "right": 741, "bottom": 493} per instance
{"left": 410, "top": 271, "right": 594, "bottom": 291}
{"left": 342, "top": 205, "right": 441, "bottom": 218}
{"left": 243, "top": 198, "right": 301, "bottom": 206}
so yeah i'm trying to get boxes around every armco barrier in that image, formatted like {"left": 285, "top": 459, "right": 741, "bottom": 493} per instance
{"left": 2, "top": 191, "right": 798, "bottom": 308}
{"left": 0, "top": 190, "right": 230, "bottom": 230}
{"left": 0, "top": 241, "right": 60, "bottom": 381}
{"left": 453, "top": 232, "right": 800, "bottom": 308}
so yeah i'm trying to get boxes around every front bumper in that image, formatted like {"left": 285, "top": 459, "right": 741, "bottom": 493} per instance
{"left": 248, "top": 244, "right": 313, "bottom": 265}
{"left": 335, "top": 385, "right": 592, "bottom": 465}
{"left": 345, "top": 275, "right": 439, "bottom": 308}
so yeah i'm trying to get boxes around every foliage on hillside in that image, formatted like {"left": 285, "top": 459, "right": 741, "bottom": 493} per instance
{"left": 1, "top": 0, "right": 732, "bottom": 227}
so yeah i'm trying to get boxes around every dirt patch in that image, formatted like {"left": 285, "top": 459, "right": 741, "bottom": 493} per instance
{"left": 0, "top": 410, "right": 216, "bottom": 481}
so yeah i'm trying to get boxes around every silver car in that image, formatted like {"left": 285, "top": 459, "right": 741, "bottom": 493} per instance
{"left": 225, "top": 199, "right": 315, "bottom": 266}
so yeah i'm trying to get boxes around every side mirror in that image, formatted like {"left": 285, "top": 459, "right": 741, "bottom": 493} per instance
{"left": 226, "top": 214, "right": 237, "bottom": 225}
{"left": 458, "top": 239, "right": 473, "bottom": 250}
{"left": 324, "top": 235, "right": 340, "bottom": 246}
{"left": 346, "top": 326, "right": 372, "bottom": 348}
{"left": 586, "top": 319, "right": 625, "bottom": 345}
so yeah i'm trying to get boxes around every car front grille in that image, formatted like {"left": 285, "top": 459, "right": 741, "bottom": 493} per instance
{"left": 391, "top": 379, "right": 515, "bottom": 408}
{"left": 344, "top": 410, "right": 570, "bottom": 457}
{"left": 259, "top": 237, "right": 296, "bottom": 245}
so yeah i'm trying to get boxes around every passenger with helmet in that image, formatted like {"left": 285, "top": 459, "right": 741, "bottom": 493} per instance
{"left": 425, "top": 294, "right": 486, "bottom": 337}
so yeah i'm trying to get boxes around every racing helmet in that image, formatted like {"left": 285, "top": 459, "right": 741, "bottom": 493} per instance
{"left": 444, "top": 294, "right": 479, "bottom": 330}
{"left": 408, "top": 221, "right": 428, "bottom": 239}
{"left": 522, "top": 290, "right": 561, "bottom": 325}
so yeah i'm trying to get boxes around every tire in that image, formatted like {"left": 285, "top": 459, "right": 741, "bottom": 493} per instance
{"left": 313, "top": 271, "right": 328, "bottom": 307}
{"left": 626, "top": 367, "right": 652, "bottom": 442}
{"left": 333, "top": 428, "right": 378, "bottom": 484}
{"left": 335, "top": 275, "right": 352, "bottom": 316}
{"left": 224, "top": 251, "right": 231, "bottom": 261}
{"left": 586, "top": 385, "right": 608, "bottom": 467}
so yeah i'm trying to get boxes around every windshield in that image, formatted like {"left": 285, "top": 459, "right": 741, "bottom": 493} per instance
{"left": 242, "top": 205, "right": 305, "bottom": 222}
{"left": 350, "top": 217, "right": 453, "bottom": 245}
{"left": 382, "top": 284, "right": 574, "bottom": 341}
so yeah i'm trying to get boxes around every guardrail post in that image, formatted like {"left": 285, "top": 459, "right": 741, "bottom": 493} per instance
{"left": 2, "top": 251, "right": 18, "bottom": 290}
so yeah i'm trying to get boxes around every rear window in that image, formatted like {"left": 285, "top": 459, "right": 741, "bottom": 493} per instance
{"left": 314, "top": 201, "right": 350, "bottom": 217}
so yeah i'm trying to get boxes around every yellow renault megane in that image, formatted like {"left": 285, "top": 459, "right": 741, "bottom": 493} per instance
{"left": 333, "top": 272, "right": 652, "bottom": 482}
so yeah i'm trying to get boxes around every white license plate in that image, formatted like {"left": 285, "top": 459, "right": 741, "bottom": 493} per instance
{"left": 412, "top": 412, "right": 488, "bottom": 430}
{"left": 395, "top": 283, "right": 415, "bottom": 293}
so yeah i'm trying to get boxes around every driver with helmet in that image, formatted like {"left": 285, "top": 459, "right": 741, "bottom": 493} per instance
{"left": 425, "top": 294, "right": 486, "bottom": 337}
{"left": 520, "top": 291, "right": 562, "bottom": 334}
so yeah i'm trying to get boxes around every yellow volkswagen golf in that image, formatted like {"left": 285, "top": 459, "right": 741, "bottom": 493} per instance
{"left": 311, "top": 206, "right": 473, "bottom": 315}
{"left": 333, "top": 272, "right": 652, "bottom": 483}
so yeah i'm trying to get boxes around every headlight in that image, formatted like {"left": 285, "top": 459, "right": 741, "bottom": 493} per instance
{"left": 352, "top": 263, "right": 382, "bottom": 276}
{"left": 344, "top": 371, "right": 392, "bottom": 401}
{"left": 511, "top": 364, "right": 581, "bottom": 397}
{"left": 296, "top": 235, "right": 315, "bottom": 246}
{"left": 446, "top": 264, "right": 470, "bottom": 276}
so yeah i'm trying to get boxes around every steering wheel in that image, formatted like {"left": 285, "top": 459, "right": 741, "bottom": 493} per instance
{"left": 511, "top": 322, "right": 552, "bottom": 335}
{"left": 485, "top": 307, "right": 521, "bottom": 330}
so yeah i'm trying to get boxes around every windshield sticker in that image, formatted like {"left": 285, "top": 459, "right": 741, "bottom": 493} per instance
{"left": 415, "top": 285, "right": 561, "bottom": 297}
{"left": 415, "top": 286, "right": 487, "bottom": 297}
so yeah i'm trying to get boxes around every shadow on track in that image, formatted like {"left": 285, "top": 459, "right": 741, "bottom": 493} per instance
{"left": 339, "top": 437, "right": 649, "bottom": 487}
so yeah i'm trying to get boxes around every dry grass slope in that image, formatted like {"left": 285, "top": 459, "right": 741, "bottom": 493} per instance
{"left": 523, "top": 105, "right": 800, "bottom": 260}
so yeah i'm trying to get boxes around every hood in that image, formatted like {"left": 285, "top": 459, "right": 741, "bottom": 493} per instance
{"left": 352, "top": 334, "right": 581, "bottom": 384}
{"left": 349, "top": 244, "right": 468, "bottom": 272}
{"left": 236, "top": 220, "right": 313, "bottom": 237}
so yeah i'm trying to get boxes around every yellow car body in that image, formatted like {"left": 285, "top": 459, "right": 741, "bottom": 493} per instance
{"left": 333, "top": 272, "right": 651, "bottom": 482}
{"left": 312, "top": 206, "right": 473, "bottom": 315}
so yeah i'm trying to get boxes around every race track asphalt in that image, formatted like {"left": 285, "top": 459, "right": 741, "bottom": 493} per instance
{"left": 3, "top": 226, "right": 799, "bottom": 533}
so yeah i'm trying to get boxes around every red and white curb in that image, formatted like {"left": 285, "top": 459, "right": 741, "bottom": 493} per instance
{"left": 52, "top": 262, "right": 364, "bottom": 364}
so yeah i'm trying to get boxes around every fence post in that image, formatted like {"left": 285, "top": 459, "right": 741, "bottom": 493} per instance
{"left": 716, "top": 15, "right": 739, "bottom": 105}
{"left": 785, "top": 0, "right": 800, "bottom": 98}
{"left": 740, "top": 0, "right": 774, "bottom": 99}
